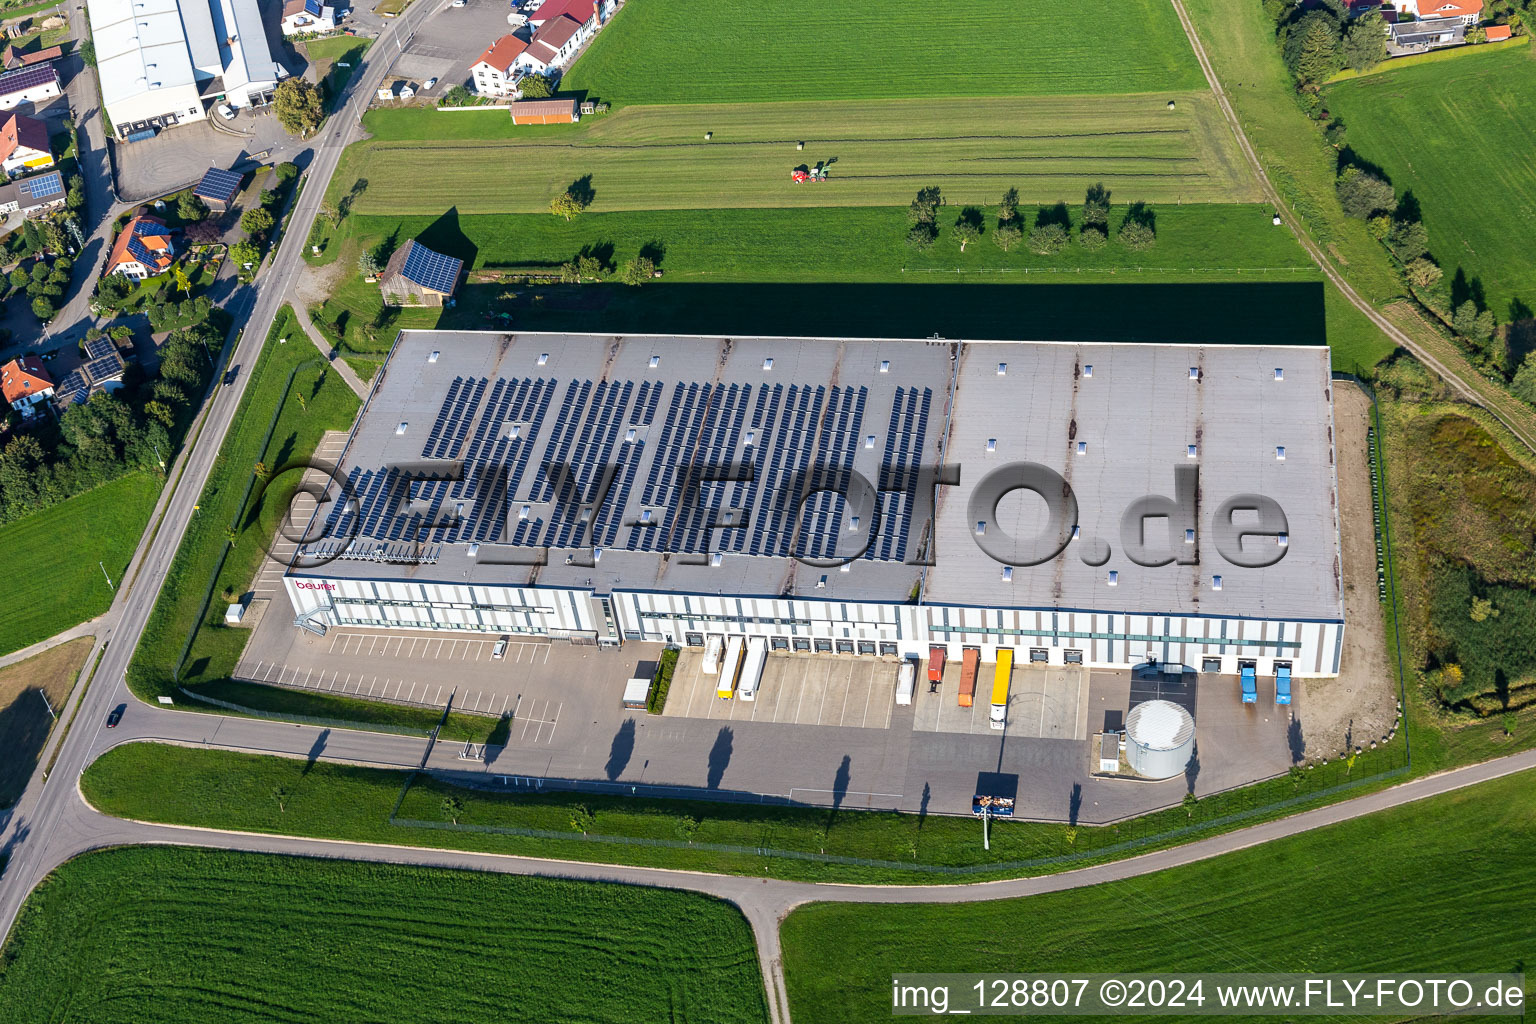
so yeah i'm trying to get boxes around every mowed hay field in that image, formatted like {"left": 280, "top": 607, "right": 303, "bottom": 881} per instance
{"left": 781, "top": 769, "right": 1536, "bottom": 1023}
{"left": 564, "top": 0, "right": 1205, "bottom": 104}
{"left": 334, "top": 94, "right": 1260, "bottom": 216}
{"left": 0, "top": 847, "right": 769, "bottom": 1024}
{"left": 1324, "top": 47, "right": 1536, "bottom": 315}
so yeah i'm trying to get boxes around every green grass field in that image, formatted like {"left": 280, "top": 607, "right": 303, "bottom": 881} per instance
{"left": 780, "top": 769, "right": 1536, "bottom": 1023}
{"left": 127, "top": 308, "right": 360, "bottom": 701}
{"left": 0, "top": 473, "right": 161, "bottom": 657}
{"left": 564, "top": 0, "right": 1204, "bottom": 104}
{"left": 81, "top": 740, "right": 1409, "bottom": 885}
{"left": 344, "top": 203, "right": 1311, "bottom": 281}
{"left": 1325, "top": 47, "right": 1536, "bottom": 318}
{"left": 0, "top": 847, "right": 768, "bottom": 1024}
{"left": 1182, "top": 0, "right": 1403, "bottom": 305}
{"left": 333, "top": 93, "right": 1259, "bottom": 215}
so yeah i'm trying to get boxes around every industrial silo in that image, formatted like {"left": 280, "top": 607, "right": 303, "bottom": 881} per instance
{"left": 1123, "top": 699, "right": 1196, "bottom": 780}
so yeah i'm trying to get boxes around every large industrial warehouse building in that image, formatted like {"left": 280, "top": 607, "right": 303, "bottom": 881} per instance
{"left": 285, "top": 331, "right": 1345, "bottom": 678}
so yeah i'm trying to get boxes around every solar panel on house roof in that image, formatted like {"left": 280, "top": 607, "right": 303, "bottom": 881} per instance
{"left": 0, "top": 65, "right": 57, "bottom": 95}
{"left": 83, "top": 355, "right": 122, "bottom": 383}
{"left": 401, "top": 243, "right": 462, "bottom": 295}
{"left": 84, "top": 337, "right": 116, "bottom": 361}
{"left": 194, "top": 167, "right": 243, "bottom": 201}
{"left": 20, "top": 171, "right": 62, "bottom": 200}
{"left": 305, "top": 0, "right": 324, "bottom": 16}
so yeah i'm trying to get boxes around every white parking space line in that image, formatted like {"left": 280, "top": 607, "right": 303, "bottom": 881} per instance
{"left": 547, "top": 702, "right": 562, "bottom": 743}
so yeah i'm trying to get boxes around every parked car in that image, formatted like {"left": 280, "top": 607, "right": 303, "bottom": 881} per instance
{"left": 451, "top": 0, "right": 465, "bottom": 7}
{"left": 425, "top": 77, "right": 438, "bottom": 89}
{"left": 492, "top": 637, "right": 508, "bottom": 659}
{"left": 216, "top": 103, "right": 236, "bottom": 120}
{"left": 106, "top": 704, "right": 126, "bottom": 728}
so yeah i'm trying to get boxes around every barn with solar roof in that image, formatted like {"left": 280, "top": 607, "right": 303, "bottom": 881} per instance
{"left": 379, "top": 240, "right": 463, "bottom": 308}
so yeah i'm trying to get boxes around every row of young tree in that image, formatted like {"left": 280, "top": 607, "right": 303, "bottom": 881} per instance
{"left": 903, "top": 184, "right": 1156, "bottom": 254}
{"left": 0, "top": 316, "right": 222, "bottom": 523}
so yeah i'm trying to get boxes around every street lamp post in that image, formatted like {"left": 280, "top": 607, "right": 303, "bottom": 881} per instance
{"left": 99, "top": 560, "right": 115, "bottom": 589}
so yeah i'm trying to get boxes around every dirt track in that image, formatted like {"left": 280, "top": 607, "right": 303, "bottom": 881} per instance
{"left": 1299, "top": 383, "right": 1397, "bottom": 758}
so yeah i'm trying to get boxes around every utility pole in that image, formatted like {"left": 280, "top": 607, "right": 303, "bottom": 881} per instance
{"left": 99, "top": 560, "right": 114, "bottom": 589}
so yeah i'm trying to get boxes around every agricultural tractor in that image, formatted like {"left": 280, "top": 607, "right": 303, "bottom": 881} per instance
{"left": 791, "top": 163, "right": 829, "bottom": 183}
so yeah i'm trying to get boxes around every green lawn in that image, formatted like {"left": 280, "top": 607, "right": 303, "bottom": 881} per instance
{"left": 333, "top": 92, "right": 1260, "bottom": 215}
{"left": 127, "top": 307, "right": 360, "bottom": 701}
{"left": 0, "top": 847, "right": 768, "bottom": 1024}
{"left": 1325, "top": 46, "right": 1536, "bottom": 319}
{"left": 303, "top": 35, "right": 372, "bottom": 112}
{"left": 81, "top": 740, "right": 1409, "bottom": 885}
{"left": 780, "top": 768, "right": 1536, "bottom": 1023}
{"left": 565, "top": 0, "right": 1204, "bottom": 104}
{"left": 1182, "top": 0, "right": 1403, "bottom": 306}
{"left": 344, "top": 203, "right": 1312, "bottom": 281}
{"left": 0, "top": 473, "right": 161, "bottom": 657}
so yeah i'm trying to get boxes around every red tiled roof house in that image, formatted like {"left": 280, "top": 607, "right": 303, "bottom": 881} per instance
{"left": 1, "top": 354, "right": 54, "bottom": 419}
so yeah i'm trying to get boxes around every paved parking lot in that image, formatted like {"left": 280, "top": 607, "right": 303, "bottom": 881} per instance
{"left": 914, "top": 663, "right": 1088, "bottom": 740}
{"left": 386, "top": 0, "right": 515, "bottom": 95}
{"left": 665, "top": 652, "right": 899, "bottom": 730}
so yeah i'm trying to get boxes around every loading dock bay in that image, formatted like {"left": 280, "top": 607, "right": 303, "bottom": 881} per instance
{"left": 665, "top": 651, "right": 898, "bottom": 729}
{"left": 914, "top": 663, "right": 1090, "bottom": 740}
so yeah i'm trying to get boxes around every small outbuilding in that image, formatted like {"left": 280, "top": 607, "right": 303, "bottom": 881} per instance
{"left": 509, "top": 97, "right": 579, "bottom": 125}
{"left": 379, "top": 239, "right": 462, "bottom": 307}
{"left": 192, "top": 166, "right": 243, "bottom": 212}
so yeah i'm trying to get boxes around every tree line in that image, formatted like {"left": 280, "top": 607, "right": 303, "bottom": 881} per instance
{"left": 903, "top": 183, "right": 1156, "bottom": 254}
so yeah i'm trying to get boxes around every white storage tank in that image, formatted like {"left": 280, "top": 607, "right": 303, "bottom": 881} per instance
{"left": 1123, "top": 699, "right": 1195, "bottom": 780}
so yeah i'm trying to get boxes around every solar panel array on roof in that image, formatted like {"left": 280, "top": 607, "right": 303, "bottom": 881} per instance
{"left": 83, "top": 355, "right": 123, "bottom": 383}
{"left": 19, "top": 170, "right": 62, "bottom": 200}
{"left": 305, "top": 0, "right": 324, "bottom": 15}
{"left": 400, "top": 243, "right": 462, "bottom": 295}
{"left": 84, "top": 337, "right": 116, "bottom": 361}
{"left": 194, "top": 167, "right": 243, "bottom": 202}
{"left": 0, "top": 65, "right": 57, "bottom": 95}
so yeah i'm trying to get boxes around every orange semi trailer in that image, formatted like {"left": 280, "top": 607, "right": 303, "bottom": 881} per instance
{"left": 958, "top": 647, "right": 980, "bottom": 707}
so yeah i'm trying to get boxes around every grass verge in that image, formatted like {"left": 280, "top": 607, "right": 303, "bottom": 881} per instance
{"left": 127, "top": 307, "right": 359, "bottom": 701}
{"left": 780, "top": 767, "right": 1536, "bottom": 1022}
{"left": 0, "top": 846, "right": 769, "bottom": 1023}
{"left": 82, "top": 740, "right": 1409, "bottom": 885}
{"left": 0, "top": 637, "right": 93, "bottom": 808}
{"left": 0, "top": 473, "right": 161, "bottom": 657}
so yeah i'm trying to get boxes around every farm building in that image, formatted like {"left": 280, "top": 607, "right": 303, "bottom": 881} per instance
{"left": 0, "top": 112, "right": 53, "bottom": 176}
{"left": 510, "top": 97, "right": 579, "bottom": 124}
{"left": 0, "top": 65, "right": 59, "bottom": 111}
{"left": 2, "top": 44, "right": 62, "bottom": 70}
{"left": 378, "top": 240, "right": 462, "bottom": 307}
{"left": 283, "top": 331, "right": 1347, "bottom": 681}
{"left": 192, "top": 166, "right": 243, "bottom": 212}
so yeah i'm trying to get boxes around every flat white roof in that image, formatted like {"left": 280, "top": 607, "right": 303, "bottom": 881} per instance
{"left": 294, "top": 332, "right": 1341, "bottom": 623}
{"left": 91, "top": 0, "right": 199, "bottom": 109}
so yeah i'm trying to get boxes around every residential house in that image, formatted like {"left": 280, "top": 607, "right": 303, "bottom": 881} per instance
{"left": 281, "top": 0, "right": 336, "bottom": 35}
{"left": 105, "top": 211, "right": 176, "bottom": 280}
{"left": 379, "top": 239, "right": 461, "bottom": 307}
{"left": 525, "top": 0, "right": 597, "bottom": 32}
{"left": 0, "top": 111, "right": 53, "bottom": 176}
{"left": 54, "top": 341, "right": 127, "bottom": 408}
{"left": 515, "top": 13, "right": 588, "bottom": 73}
{"left": 0, "top": 65, "right": 60, "bottom": 111}
{"left": 0, "top": 168, "right": 66, "bottom": 217}
{"left": 193, "top": 166, "right": 243, "bottom": 212}
{"left": 509, "top": 97, "right": 579, "bottom": 124}
{"left": 2, "top": 44, "right": 63, "bottom": 70}
{"left": 1370, "top": 0, "right": 1486, "bottom": 48}
{"left": 1, "top": 354, "right": 53, "bottom": 419}
{"left": 1396, "top": 0, "right": 1483, "bottom": 24}
{"left": 471, "top": 34, "right": 529, "bottom": 97}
